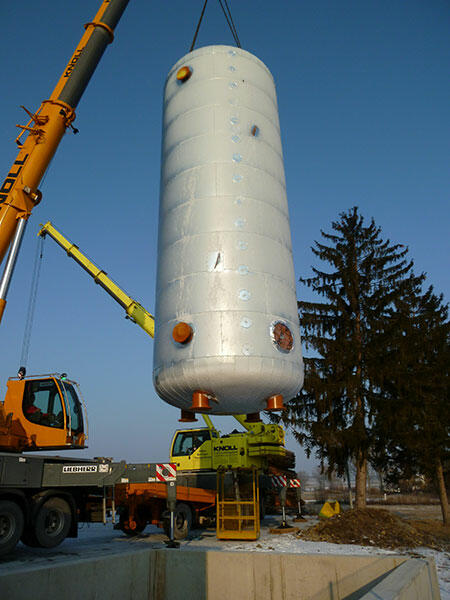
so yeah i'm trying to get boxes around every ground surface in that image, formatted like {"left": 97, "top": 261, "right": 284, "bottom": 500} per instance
{"left": 0, "top": 505, "right": 448, "bottom": 599}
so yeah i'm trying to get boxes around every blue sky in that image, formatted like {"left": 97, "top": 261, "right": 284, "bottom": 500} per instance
{"left": 0, "top": 1, "right": 448, "bottom": 473}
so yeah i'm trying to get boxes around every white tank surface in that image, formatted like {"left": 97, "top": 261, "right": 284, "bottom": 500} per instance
{"left": 153, "top": 45, "right": 303, "bottom": 418}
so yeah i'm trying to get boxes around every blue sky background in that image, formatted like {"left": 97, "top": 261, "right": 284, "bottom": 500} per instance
{"left": 0, "top": 1, "right": 448, "bottom": 472}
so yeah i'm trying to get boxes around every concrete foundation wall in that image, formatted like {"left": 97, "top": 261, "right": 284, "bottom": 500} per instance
{"left": 0, "top": 549, "right": 440, "bottom": 600}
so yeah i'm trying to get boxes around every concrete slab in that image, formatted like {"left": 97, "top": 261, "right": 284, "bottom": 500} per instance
{"left": 356, "top": 557, "right": 441, "bottom": 600}
{"left": 0, "top": 548, "right": 440, "bottom": 600}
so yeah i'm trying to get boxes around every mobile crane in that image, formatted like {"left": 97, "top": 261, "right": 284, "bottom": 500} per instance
{"left": 0, "top": 0, "right": 185, "bottom": 556}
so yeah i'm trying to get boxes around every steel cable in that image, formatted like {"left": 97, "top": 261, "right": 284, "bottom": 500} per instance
{"left": 190, "top": 0, "right": 242, "bottom": 51}
{"left": 218, "top": 0, "right": 241, "bottom": 47}
{"left": 190, "top": 0, "right": 209, "bottom": 52}
{"left": 20, "top": 235, "right": 45, "bottom": 368}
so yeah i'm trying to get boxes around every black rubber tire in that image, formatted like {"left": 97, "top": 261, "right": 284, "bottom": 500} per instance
{"left": 120, "top": 524, "right": 146, "bottom": 536}
{"left": 118, "top": 512, "right": 147, "bottom": 537}
{"left": 0, "top": 500, "right": 24, "bottom": 555}
{"left": 20, "top": 526, "right": 39, "bottom": 547}
{"left": 33, "top": 497, "right": 71, "bottom": 548}
{"left": 163, "top": 503, "right": 192, "bottom": 540}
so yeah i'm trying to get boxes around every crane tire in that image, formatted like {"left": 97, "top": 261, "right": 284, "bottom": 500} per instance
{"left": 0, "top": 500, "right": 24, "bottom": 555}
{"left": 33, "top": 497, "right": 72, "bottom": 548}
{"left": 118, "top": 510, "right": 147, "bottom": 536}
{"left": 163, "top": 503, "right": 192, "bottom": 540}
{"left": 20, "top": 526, "right": 39, "bottom": 547}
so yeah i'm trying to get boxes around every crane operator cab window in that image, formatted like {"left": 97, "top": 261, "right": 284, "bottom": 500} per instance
{"left": 59, "top": 381, "right": 83, "bottom": 435}
{"left": 22, "top": 379, "right": 64, "bottom": 428}
{"left": 172, "top": 429, "right": 211, "bottom": 456}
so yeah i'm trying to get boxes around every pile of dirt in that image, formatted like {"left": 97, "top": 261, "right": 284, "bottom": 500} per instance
{"left": 297, "top": 508, "right": 450, "bottom": 551}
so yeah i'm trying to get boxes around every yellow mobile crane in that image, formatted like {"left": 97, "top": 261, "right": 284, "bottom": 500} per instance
{"left": 0, "top": 0, "right": 129, "bottom": 324}
{"left": 0, "top": 2, "right": 184, "bottom": 555}
{"left": 38, "top": 221, "right": 295, "bottom": 481}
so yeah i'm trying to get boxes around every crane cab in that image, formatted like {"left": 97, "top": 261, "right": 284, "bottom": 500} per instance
{"left": 0, "top": 374, "right": 87, "bottom": 452}
{"left": 170, "top": 428, "right": 216, "bottom": 471}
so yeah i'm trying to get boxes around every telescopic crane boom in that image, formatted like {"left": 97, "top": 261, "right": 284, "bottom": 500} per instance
{"left": 38, "top": 221, "right": 155, "bottom": 337}
{"left": 0, "top": 0, "right": 129, "bottom": 323}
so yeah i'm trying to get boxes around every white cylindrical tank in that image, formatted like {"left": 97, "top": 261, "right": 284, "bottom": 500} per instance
{"left": 153, "top": 45, "right": 303, "bottom": 416}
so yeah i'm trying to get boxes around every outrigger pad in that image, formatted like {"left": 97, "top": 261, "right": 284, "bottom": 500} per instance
{"left": 269, "top": 525, "right": 299, "bottom": 534}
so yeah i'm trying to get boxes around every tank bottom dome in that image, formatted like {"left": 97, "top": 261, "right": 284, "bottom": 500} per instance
{"left": 154, "top": 355, "right": 303, "bottom": 416}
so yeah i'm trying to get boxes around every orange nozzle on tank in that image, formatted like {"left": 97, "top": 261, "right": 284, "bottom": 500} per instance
{"left": 179, "top": 409, "right": 198, "bottom": 423}
{"left": 190, "top": 391, "right": 212, "bottom": 412}
{"left": 266, "top": 394, "right": 284, "bottom": 411}
{"left": 176, "top": 66, "right": 192, "bottom": 83}
{"left": 172, "top": 322, "right": 193, "bottom": 344}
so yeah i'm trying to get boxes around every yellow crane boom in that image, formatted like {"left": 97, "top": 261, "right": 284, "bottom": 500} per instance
{"left": 38, "top": 221, "right": 154, "bottom": 337}
{"left": 0, "top": 0, "right": 129, "bottom": 323}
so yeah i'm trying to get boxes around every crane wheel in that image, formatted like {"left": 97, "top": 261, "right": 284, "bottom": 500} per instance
{"left": 31, "top": 497, "right": 71, "bottom": 548}
{"left": 118, "top": 509, "right": 147, "bottom": 536}
{"left": 119, "top": 519, "right": 147, "bottom": 536}
{"left": 0, "top": 500, "right": 24, "bottom": 555}
{"left": 163, "top": 503, "right": 192, "bottom": 540}
{"left": 20, "top": 526, "right": 39, "bottom": 547}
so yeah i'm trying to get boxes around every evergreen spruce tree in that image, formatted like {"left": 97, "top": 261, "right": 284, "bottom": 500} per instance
{"left": 373, "top": 287, "right": 449, "bottom": 523}
{"left": 284, "top": 207, "right": 423, "bottom": 508}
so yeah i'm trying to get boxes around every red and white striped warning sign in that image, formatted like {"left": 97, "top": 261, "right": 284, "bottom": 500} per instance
{"left": 289, "top": 478, "right": 301, "bottom": 488}
{"left": 271, "top": 475, "right": 301, "bottom": 488}
{"left": 271, "top": 475, "right": 287, "bottom": 487}
{"left": 156, "top": 463, "right": 177, "bottom": 482}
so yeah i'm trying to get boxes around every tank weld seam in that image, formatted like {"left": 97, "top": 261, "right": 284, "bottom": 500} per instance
{"left": 164, "top": 101, "right": 280, "bottom": 133}
{"left": 162, "top": 271, "right": 296, "bottom": 292}
{"left": 163, "top": 132, "right": 284, "bottom": 166}
{"left": 160, "top": 231, "right": 293, "bottom": 253}
{"left": 167, "top": 47, "right": 273, "bottom": 81}
{"left": 172, "top": 44, "right": 272, "bottom": 75}
{"left": 164, "top": 102, "right": 280, "bottom": 134}
{"left": 165, "top": 310, "right": 300, "bottom": 323}
{"left": 164, "top": 102, "right": 221, "bottom": 130}
{"left": 164, "top": 77, "right": 279, "bottom": 113}
{"left": 165, "top": 66, "right": 275, "bottom": 100}
{"left": 161, "top": 194, "right": 289, "bottom": 220}
{"left": 163, "top": 161, "right": 286, "bottom": 190}
{"left": 156, "top": 354, "right": 298, "bottom": 368}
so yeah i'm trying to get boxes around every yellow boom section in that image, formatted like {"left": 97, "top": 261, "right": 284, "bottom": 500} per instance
{"left": 0, "top": 0, "right": 129, "bottom": 322}
{"left": 38, "top": 221, "right": 154, "bottom": 338}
